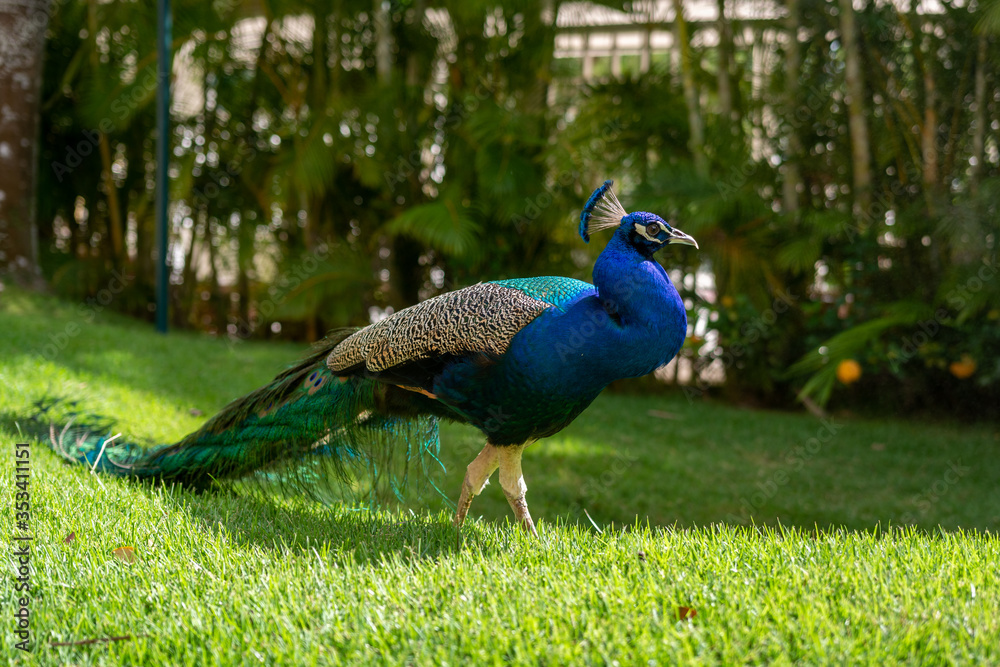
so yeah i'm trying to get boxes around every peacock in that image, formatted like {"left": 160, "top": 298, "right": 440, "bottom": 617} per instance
{"left": 50, "top": 181, "right": 697, "bottom": 535}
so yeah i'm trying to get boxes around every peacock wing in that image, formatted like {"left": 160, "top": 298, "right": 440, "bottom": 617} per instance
{"left": 327, "top": 279, "right": 592, "bottom": 374}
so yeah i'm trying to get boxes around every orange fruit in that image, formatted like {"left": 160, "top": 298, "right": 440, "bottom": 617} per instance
{"left": 836, "top": 359, "right": 862, "bottom": 385}
{"left": 949, "top": 355, "right": 976, "bottom": 379}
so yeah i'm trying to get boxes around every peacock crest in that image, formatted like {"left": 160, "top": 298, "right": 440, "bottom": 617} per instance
{"left": 579, "top": 179, "right": 628, "bottom": 243}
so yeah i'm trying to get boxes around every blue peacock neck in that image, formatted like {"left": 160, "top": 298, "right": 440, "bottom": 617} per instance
{"left": 591, "top": 228, "right": 688, "bottom": 375}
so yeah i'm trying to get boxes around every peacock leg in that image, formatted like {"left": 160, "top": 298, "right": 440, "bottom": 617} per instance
{"left": 454, "top": 443, "right": 500, "bottom": 529}
{"left": 498, "top": 443, "right": 538, "bottom": 537}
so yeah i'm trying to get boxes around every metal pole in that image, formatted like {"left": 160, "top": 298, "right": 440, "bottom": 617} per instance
{"left": 155, "top": 0, "right": 172, "bottom": 333}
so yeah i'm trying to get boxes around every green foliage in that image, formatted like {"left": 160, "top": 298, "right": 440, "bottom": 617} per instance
{"left": 386, "top": 201, "right": 482, "bottom": 259}
{"left": 267, "top": 246, "right": 375, "bottom": 325}
{"left": 30, "top": 0, "right": 1000, "bottom": 414}
{"left": 788, "top": 315, "right": 917, "bottom": 406}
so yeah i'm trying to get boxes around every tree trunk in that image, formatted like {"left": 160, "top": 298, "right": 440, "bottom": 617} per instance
{"left": 672, "top": 0, "right": 708, "bottom": 178}
{"left": 404, "top": 0, "right": 425, "bottom": 87}
{"left": 782, "top": 0, "right": 804, "bottom": 215}
{"left": 715, "top": 0, "right": 734, "bottom": 122}
{"left": 237, "top": 217, "right": 253, "bottom": 333}
{"left": 311, "top": 0, "right": 329, "bottom": 110}
{"left": 330, "top": 0, "right": 341, "bottom": 96}
{"left": 970, "top": 34, "right": 987, "bottom": 194}
{"left": 87, "top": 0, "right": 124, "bottom": 265}
{"left": 180, "top": 213, "right": 201, "bottom": 326}
{"left": 528, "top": 0, "right": 556, "bottom": 112}
{"left": 204, "top": 219, "right": 224, "bottom": 334}
{"left": 920, "top": 36, "right": 938, "bottom": 195}
{"left": 0, "top": 0, "right": 50, "bottom": 286}
{"left": 374, "top": 0, "right": 392, "bottom": 83}
{"left": 838, "top": 0, "right": 872, "bottom": 215}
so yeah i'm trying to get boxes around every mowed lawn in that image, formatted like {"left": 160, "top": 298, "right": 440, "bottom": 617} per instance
{"left": 1, "top": 285, "right": 998, "bottom": 664}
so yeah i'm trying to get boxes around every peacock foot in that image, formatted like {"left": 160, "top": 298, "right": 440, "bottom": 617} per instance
{"left": 503, "top": 491, "right": 538, "bottom": 537}
{"left": 454, "top": 443, "right": 500, "bottom": 530}
{"left": 498, "top": 443, "right": 538, "bottom": 537}
{"left": 453, "top": 442, "right": 538, "bottom": 539}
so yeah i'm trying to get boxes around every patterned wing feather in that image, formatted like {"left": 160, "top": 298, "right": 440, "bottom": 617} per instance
{"left": 327, "top": 282, "right": 549, "bottom": 373}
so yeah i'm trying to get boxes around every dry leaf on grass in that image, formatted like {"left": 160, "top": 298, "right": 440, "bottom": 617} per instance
{"left": 677, "top": 606, "right": 697, "bottom": 620}
{"left": 112, "top": 546, "right": 137, "bottom": 564}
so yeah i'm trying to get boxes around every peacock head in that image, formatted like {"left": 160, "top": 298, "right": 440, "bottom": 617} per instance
{"left": 579, "top": 180, "right": 698, "bottom": 256}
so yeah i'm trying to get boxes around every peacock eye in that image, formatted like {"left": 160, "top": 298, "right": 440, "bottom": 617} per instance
{"left": 645, "top": 222, "right": 661, "bottom": 236}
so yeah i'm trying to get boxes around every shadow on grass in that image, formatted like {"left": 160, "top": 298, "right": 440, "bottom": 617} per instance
{"left": 428, "top": 416, "right": 1000, "bottom": 534}
{"left": 7, "top": 398, "right": 999, "bottom": 556}
{"left": 155, "top": 482, "right": 518, "bottom": 565}
{"left": 1, "top": 407, "right": 506, "bottom": 565}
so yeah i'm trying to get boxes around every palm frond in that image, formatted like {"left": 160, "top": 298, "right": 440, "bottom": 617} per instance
{"left": 384, "top": 201, "right": 482, "bottom": 259}
{"left": 787, "top": 315, "right": 917, "bottom": 405}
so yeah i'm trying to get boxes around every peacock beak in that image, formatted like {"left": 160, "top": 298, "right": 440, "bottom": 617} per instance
{"left": 667, "top": 228, "right": 699, "bottom": 249}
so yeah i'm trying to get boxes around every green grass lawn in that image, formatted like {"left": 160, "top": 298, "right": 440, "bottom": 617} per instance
{"left": 2, "top": 285, "right": 999, "bottom": 664}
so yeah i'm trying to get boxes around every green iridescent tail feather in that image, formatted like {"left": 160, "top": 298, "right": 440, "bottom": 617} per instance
{"left": 39, "top": 331, "right": 445, "bottom": 506}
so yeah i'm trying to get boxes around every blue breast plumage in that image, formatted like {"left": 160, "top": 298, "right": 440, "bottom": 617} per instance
{"left": 425, "top": 240, "right": 687, "bottom": 444}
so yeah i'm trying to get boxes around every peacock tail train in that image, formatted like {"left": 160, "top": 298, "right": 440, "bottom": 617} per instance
{"left": 39, "top": 330, "right": 445, "bottom": 506}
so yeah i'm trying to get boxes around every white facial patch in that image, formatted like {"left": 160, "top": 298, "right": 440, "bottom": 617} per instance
{"left": 634, "top": 222, "right": 665, "bottom": 243}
